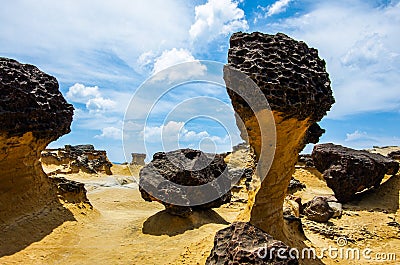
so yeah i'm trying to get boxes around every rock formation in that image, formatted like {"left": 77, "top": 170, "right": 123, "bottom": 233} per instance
{"left": 287, "top": 177, "right": 306, "bottom": 194}
{"left": 206, "top": 222, "right": 298, "bottom": 265}
{"left": 139, "top": 149, "right": 231, "bottom": 217}
{"left": 297, "top": 154, "right": 314, "bottom": 168}
{"left": 224, "top": 32, "right": 334, "bottom": 240}
{"left": 131, "top": 153, "right": 146, "bottom": 166}
{"left": 41, "top": 144, "right": 113, "bottom": 175}
{"left": 312, "top": 143, "right": 399, "bottom": 202}
{"left": 388, "top": 150, "right": 400, "bottom": 160}
{"left": 0, "top": 57, "right": 76, "bottom": 224}
{"left": 303, "top": 196, "right": 334, "bottom": 223}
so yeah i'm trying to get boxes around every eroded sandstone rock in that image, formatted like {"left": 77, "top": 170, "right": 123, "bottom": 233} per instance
{"left": 0, "top": 57, "right": 76, "bottom": 224}
{"left": 224, "top": 32, "right": 334, "bottom": 239}
{"left": 312, "top": 143, "right": 399, "bottom": 202}
{"left": 41, "top": 144, "right": 113, "bottom": 175}
{"left": 206, "top": 222, "right": 298, "bottom": 265}
{"left": 139, "top": 149, "right": 231, "bottom": 217}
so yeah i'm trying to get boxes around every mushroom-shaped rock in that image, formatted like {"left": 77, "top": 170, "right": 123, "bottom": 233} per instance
{"left": 312, "top": 143, "right": 399, "bottom": 202}
{"left": 224, "top": 32, "right": 334, "bottom": 239}
{"left": 206, "top": 222, "right": 298, "bottom": 265}
{"left": 0, "top": 57, "right": 75, "bottom": 224}
{"left": 139, "top": 149, "right": 231, "bottom": 217}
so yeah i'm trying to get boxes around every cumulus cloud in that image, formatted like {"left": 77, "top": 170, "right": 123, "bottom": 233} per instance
{"left": 95, "top": 127, "right": 122, "bottom": 140}
{"left": 66, "top": 83, "right": 100, "bottom": 103}
{"left": 66, "top": 83, "right": 116, "bottom": 113}
{"left": 153, "top": 48, "right": 196, "bottom": 74}
{"left": 189, "top": 0, "right": 248, "bottom": 43}
{"left": 143, "top": 121, "right": 228, "bottom": 144}
{"left": 258, "top": 0, "right": 292, "bottom": 17}
{"left": 149, "top": 48, "right": 207, "bottom": 83}
{"left": 86, "top": 97, "right": 116, "bottom": 113}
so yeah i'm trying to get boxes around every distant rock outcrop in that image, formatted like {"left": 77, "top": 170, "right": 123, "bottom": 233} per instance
{"left": 41, "top": 144, "right": 113, "bottom": 175}
{"left": 206, "top": 222, "right": 298, "bottom": 265}
{"left": 131, "top": 153, "right": 146, "bottom": 166}
{"left": 223, "top": 32, "right": 334, "bottom": 239}
{"left": 312, "top": 143, "right": 399, "bottom": 202}
{"left": 139, "top": 149, "right": 231, "bottom": 217}
{"left": 0, "top": 57, "right": 84, "bottom": 224}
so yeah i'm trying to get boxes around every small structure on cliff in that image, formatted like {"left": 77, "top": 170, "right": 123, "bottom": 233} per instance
{"left": 131, "top": 153, "right": 146, "bottom": 166}
{"left": 41, "top": 144, "right": 113, "bottom": 175}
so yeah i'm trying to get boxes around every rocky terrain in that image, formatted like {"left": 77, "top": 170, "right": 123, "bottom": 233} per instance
{"left": 42, "top": 144, "right": 113, "bottom": 175}
{"left": 1, "top": 31, "right": 399, "bottom": 265}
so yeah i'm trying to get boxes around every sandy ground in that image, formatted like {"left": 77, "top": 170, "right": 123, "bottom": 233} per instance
{"left": 1, "top": 154, "right": 399, "bottom": 264}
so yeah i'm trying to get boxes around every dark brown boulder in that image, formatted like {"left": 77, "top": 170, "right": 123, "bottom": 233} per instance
{"left": 303, "top": 196, "right": 334, "bottom": 223}
{"left": 139, "top": 149, "right": 231, "bottom": 217}
{"left": 0, "top": 57, "right": 76, "bottom": 224}
{"left": 312, "top": 143, "right": 399, "bottom": 202}
{"left": 206, "top": 222, "right": 298, "bottom": 265}
{"left": 224, "top": 32, "right": 334, "bottom": 239}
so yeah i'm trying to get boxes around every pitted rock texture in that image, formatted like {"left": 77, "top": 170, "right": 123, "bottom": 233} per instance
{"left": 139, "top": 149, "right": 231, "bottom": 217}
{"left": 42, "top": 144, "right": 113, "bottom": 175}
{"left": 227, "top": 32, "right": 334, "bottom": 122}
{"left": 312, "top": 143, "right": 399, "bottom": 202}
{"left": 225, "top": 32, "right": 334, "bottom": 239}
{"left": 0, "top": 57, "right": 73, "bottom": 139}
{"left": 0, "top": 57, "right": 75, "bottom": 224}
{"left": 206, "top": 222, "right": 298, "bottom": 265}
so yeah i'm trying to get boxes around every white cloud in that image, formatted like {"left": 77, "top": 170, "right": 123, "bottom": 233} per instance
{"left": 143, "top": 121, "right": 228, "bottom": 144}
{"left": 342, "top": 130, "right": 400, "bottom": 149}
{"left": 259, "top": 0, "right": 292, "bottom": 17}
{"left": 86, "top": 97, "right": 116, "bottom": 113}
{"left": 153, "top": 48, "right": 196, "bottom": 74}
{"left": 189, "top": 0, "right": 248, "bottom": 43}
{"left": 95, "top": 127, "right": 122, "bottom": 140}
{"left": 264, "top": 0, "right": 400, "bottom": 119}
{"left": 345, "top": 130, "right": 372, "bottom": 142}
{"left": 149, "top": 48, "right": 207, "bottom": 83}
{"left": 66, "top": 83, "right": 116, "bottom": 113}
{"left": 66, "top": 83, "right": 100, "bottom": 103}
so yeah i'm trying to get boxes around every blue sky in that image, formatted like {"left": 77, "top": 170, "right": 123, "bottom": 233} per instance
{"left": 1, "top": 0, "right": 399, "bottom": 162}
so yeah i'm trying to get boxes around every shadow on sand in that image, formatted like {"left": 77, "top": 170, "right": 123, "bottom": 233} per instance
{"left": 0, "top": 204, "right": 76, "bottom": 257}
{"left": 142, "top": 209, "right": 229, "bottom": 236}
{"left": 344, "top": 174, "right": 400, "bottom": 213}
